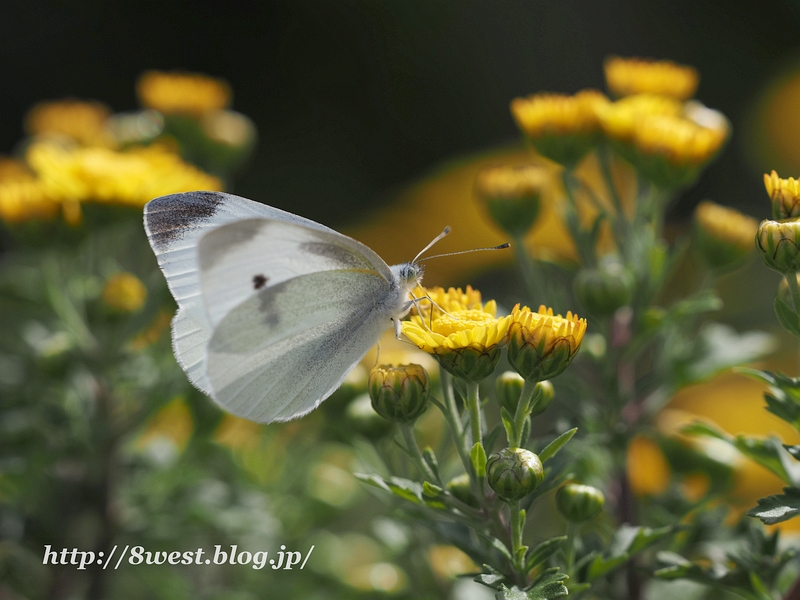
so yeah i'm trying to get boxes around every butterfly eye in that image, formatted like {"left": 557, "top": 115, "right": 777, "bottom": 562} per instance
{"left": 252, "top": 274, "right": 268, "bottom": 290}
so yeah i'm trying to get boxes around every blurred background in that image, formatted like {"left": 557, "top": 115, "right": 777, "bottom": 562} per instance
{"left": 4, "top": 1, "right": 800, "bottom": 599}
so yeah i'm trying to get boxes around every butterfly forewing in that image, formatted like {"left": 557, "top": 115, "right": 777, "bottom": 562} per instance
{"left": 197, "top": 218, "right": 394, "bottom": 327}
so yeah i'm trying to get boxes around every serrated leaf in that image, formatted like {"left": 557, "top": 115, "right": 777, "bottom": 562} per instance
{"left": 747, "top": 487, "right": 800, "bottom": 524}
{"left": 525, "top": 536, "right": 566, "bottom": 572}
{"left": 474, "top": 573, "right": 505, "bottom": 590}
{"left": 471, "top": 442, "right": 487, "bottom": 477}
{"left": 538, "top": 428, "right": 577, "bottom": 463}
{"left": 527, "top": 568, "right": 569, "bottom": 600}
{"left": 494, "top": 585, "right": 528, "bottom": 600}
{"left": 775, "top": 296, "right": 800, "bottom": 337}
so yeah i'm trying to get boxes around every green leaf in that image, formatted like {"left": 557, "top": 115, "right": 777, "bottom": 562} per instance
{"left": 474, "top": 572, "right": 505, "bottom": 590}
{"left": 666, "top": 289, "right": 723, "bottom": 321}
{"left": 487, "top": 536, "right": 513, "bottom": 561}
{"left": 386, "top": 477, "right": 423, "bottom": 504}
{"left": 500, "top": 407, "right": 516, "bottom": 447}
{"left": 422, "top": 447, "right": 441, "bottom": 482}
{"left": 587, "top": 552, "right": 629, "bottom": 581}
{"left": 675, "top": 324, "right": 775, "bottom": 387}
{"left": 494, "top": 585, "right": 528, "bottom": 600}
{"left": 538, "top": 428, "right": 577, "bottom": 463}
{"left": 747, "top": 487, "right": 800, "bottom": 525}
{"left": 527, "top": 568, "right": 569, "bottom": 599}
{"left": 683, "top": 422, "right": 800, "bottom": 486}
{"left": 422, "top": 482, "right": 443, "bottom": 498}
{"left": 525, "top": 536, "right": 567, "bottom": 572}
{"left": 775, "top": 296, "right": 800, "bottom": 338}
{"left": 354, "top": 473, "right": 390, "bottom": 492}
{"left": 471, "top": 442, "right": 487, "bottom": 477}
{"left": 626, "top": 525, "right": 676, "bottom": 556}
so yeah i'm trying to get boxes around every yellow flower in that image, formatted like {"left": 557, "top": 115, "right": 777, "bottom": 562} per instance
{"left": 604, "top": 56, "right": 699, "bottom": 101}
{"left": 627, "top": 435, "right": 671, "bottom": 496}
{"left": 102, "top": 272, "right": 147, "bottom": 313}
{"left": 25, "top": 99, "right": 114, "bottom": 147}
{"left": 428, "top": 545, "right": 477, "bottom": 580}
{"left": 510, "top": 89, "right": 609, "bottom": 166}
{"left": 137, "top": 70, "right": 231, "bottom": 116}
{"left": 507, "top": 304, "right": 586, "bottom": 382}
{"left": 597, "top": 94, "right": 683, "bottom": 143}
{"left": 633, "top": 113, "right": 727, "bottom": 167}
{"left": 764, "top": 170, "right": 800, "bottom": 220}
{"left": 26, "top": 141, "right": 222, "bottom": 210}
{"left": 0, "top": 159, "right": 60, "bottom": 223}
{"left": 693, "top": 200, "right": 758, "bottom": 271}
{"left": 402, "top": 286, "right": 511, "bottom": 382}
{"left": 474, "top": 164, "right": 547, "bottom": 237}
{"left": 214, "top": 413, "right": 264, "bottom": 450}
{"left": 136, "top": 397, "right": 194, "bottom": 452}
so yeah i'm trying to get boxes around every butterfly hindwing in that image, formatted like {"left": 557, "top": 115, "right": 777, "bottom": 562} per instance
{"left": 205, "top": 269, "right": 395, "bottom": 422}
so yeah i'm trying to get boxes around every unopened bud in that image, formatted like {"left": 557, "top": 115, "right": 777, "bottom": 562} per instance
{"left": 368, "top": 364, "right": 430, "bottom": 423}
{"left": 486, "top": 448, "right": 544, "bottom": 501}
{"left": 556, "top": 483, "right": 605, "bottom": 522}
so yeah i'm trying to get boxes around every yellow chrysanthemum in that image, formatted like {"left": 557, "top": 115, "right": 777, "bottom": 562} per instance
{"left": 136, "top": 397, "right": 194, "bottom": 452}
{"left": 474, "top": 163, "right": 547, "bottom": 237}
{"left": 102, "top": 272, "right": 147, "bottom": 313}
{"left": 510, "top": 89, "right": 609, "bottom": 166}
{"left": 764, "top": 170, "right": 800, "bottom": 220}
{"left": 633, "top": 113, "right": 727, "bottom": 167}
{"left": 694, "top": 200, "right": 758, "bottom": 254}
{"left": 25, "top": 99, "right": 115, "bottom": 147}
{"left": 596, "top": 94, "right": 683, "bottom": 143}
{"left": 604, "top": 56, "right": 699, "bottom": 101}
{"left": 26, "top": 141, "right": 222, "bottom": 209}
{"left": 137, "top": 70, "right": 231, "bottom": 116}
{"left": 627, "top": 435, "right": 671, "bottom": 496}
{"left": 409, "top": 284, "right": 489, "bottom": 319}
{"left": 0, "top": 159, "right": 60, "bottom": 223}
{"left": 507, "top": 304, "right": 587, "bottom": 382}
{"left": 402, "top": 286, "right": 511, "bottom": 382}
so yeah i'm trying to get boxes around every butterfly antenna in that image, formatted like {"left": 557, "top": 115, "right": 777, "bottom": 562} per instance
{"left": 413, "top": 227, "right": 452, "bottom": 263}
{"left": 418, "top": 242, "right": 511, "bottom": 263}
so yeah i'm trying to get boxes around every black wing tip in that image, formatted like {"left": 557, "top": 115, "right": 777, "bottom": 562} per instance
{"left": 145, "top": 191, "right": 229, "bottom": 251}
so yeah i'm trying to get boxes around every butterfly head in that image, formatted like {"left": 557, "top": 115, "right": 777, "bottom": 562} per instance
{"left": 393, "top": 262, "right": 424, "bottom": 292}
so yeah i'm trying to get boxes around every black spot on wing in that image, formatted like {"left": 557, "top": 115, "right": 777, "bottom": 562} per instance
{"left": 253, "top": 274, "right": 268, "bottom": 290}
{"left": 144, "top": 191, "right": 224, "bottom": 251}
{"left": 298, "top": 241, "right": 370, "bottom": 270}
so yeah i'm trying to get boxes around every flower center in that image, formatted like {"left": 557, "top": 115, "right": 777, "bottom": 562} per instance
{"left": 431, "top": 309, "right": 495, "bottom": 337}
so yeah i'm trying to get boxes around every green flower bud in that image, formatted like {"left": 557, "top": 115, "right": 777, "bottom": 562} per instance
{"left": 756, "top": 219, "right": 800, "bottom": 274}
{"left": 344, "top": 393, "right": 393, "bottom": 439}
{"left": 495, "top": 371, "right": 526, "bottom": 414}
{"left": 445, "top": 473, "right": 478, "bottom": 508}
{"left": 368, "top": 364, "right": 430, "bottom": 424}
{"left": 474, "top": 164, "right": 546, "bottom": 238}
{"left": 529, "top": 380, "right": 555, "bottom": 418}
{"left": 556, "top": 483, "right": 605, "bottom": 522}
{"left": 486, "top": 448, "right": 544, "bottom": 501}
{"left": 435, "top": 347, "right": 503, "bottom": 383}
{"left": 573, "top": 260, "right": 635, "bottom": 316}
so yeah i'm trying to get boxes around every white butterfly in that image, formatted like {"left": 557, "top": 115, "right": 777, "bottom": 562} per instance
{"left": 144, "top": 191, "right": 425, "bottom": 423}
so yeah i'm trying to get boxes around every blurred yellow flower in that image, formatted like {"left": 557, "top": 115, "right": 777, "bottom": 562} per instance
{"left": 597, "top": 94, "right": 683, "bottom": 143}
{"left": 633, "top": 113, "right": 727, "bottom": 167}
{"left": 213, "top": 413, "right": 264, "bottom": 450}
{"left": 693, "top": 200, "right": 758, "bottom": 270}
{"left": 27, "top": 141, "right": 221, "bottom": 210}
{"left": 137, "top": 397, "right": 194, "bottom": 452}
{"left": 510, "top": 89, "right": 609, "bottom": 166}
{"left": 102, "top": 272, "right": 147, "bottom": 313}
{"left": 764, "top": 170, "right": 800, "bottom": 220}
{"left": 474, "top": 163, "right": 547, "bottom": 237}
{"left": 25, "top": 99, "right": 115, "bottom": 147}
{"left": 137, "top": 70, "right": 231, "bottom": 116}
{"left": 130, "top": 310, "right": 172, "bottom": 350}
{"left": 604, "top": 56, "right": 699, "bottom": 101}
{"left": 428, "top": 545, "right": 477, "bottom": 580}
{"left": 507, "top": 304, "right": 587, "bottom": 381}
{"left": 627, "top": 435, "right": 671, "bottom": 496}
{"left": 0, "top": 159, "right": 60, "bottom": 223}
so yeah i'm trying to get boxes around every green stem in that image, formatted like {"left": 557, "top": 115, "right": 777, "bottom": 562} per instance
{"left": 466, "top": 381, "right": 482, "bottom": 448}
{"left": 561, "top": 169, "right": 595, "bottom": 267}
{"left": 565, "top": 521, "right": 578, "bottom": 579}
{"left": 596, "top": 145, "right": 628, "bottom": 257}
{"left": 512, "top": 234, "right": 542, "bottom": 304}
{"left": 510, "top": 499, "right": 524, "bottom": 572}
{"left": 510, "top": 379, "right": 538, "bottom": 448}
{"left": 438, "top": 368, "right": 471, "bottom": 474}
{"left": 785, "top": 274, "right": 800, "bottom": 375}
{"left": 400, "top": 423, "right": 438, "bottom": 484}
